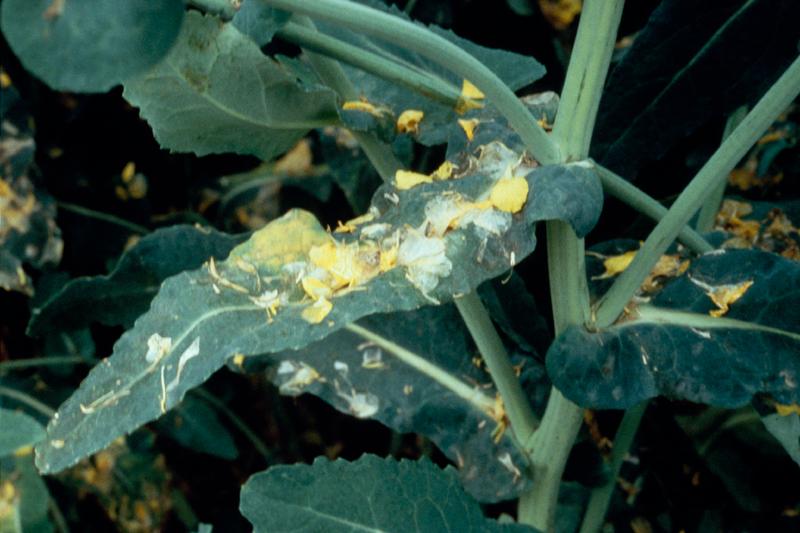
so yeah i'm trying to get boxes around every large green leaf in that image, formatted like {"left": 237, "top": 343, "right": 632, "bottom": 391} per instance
{"left": 123, "top": 11, "right": 339, "bottom": 162}
{"left": 233, "top": 0, "right": 291, "bottom": 47}
{"left": 27, "top": 225, "right": 245, "bottom": 335}
{"left": 0, "top": 0, "right": 184, "bottom": 93}
{"left": 35, "top": 138, "right": 601, "bottom": 473}
{"left": 154, "top": 395, "right": 238, "bottom": 460}
{"left": 0, "top": 455, "right": 51, "bottom": 533}
{"left": 761, "top": 412, "right": 800, "bottom": 467}
{"left": 592, "top": 0, "right": 800, "bottom": 180}
{"left": 548, "top": 249, "right": 800, "bottom": 409}
{"left": 240, "top": 454, "right": 538, "bottom": 532}
{"left": 235, "top": 301, "right": 549, "bottom": 502}
{"left": 315, "top": 0, "right": 547, "bottom": 147}
{"left": 0, "top": 410, "right": 45, "bottom": 457}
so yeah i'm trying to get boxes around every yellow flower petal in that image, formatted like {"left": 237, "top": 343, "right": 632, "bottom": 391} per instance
{"left": 396, "top": 109, "right": 424, "bottom": 135}
{"left": 455, "top": 80, "right": 485, "bottom": 114}
{"left": 458, "top": 118, "right": 480, "bottom": 141}
{"left": 431, "top": 160, "right": 455, "bottom": 181}
{"left": 395, "top": 170, "right": 433, "bottom": 190}
{"left": 489, "top": 176, "right": 529, "bottom": 213}
{"left": 776, "top": 403, "right": 800, "bottom": 417}
{"left": 707, "top": 280, "right": 754, "bottom": 317}
{"left": 301, "top": 297, "right": 333, "bottom": 324}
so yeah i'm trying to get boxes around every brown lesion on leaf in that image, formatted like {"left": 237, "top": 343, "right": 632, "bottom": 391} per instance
{"left": 42, "top": 0, "right": 66, "bottom": 20}
{"left": 689, "top": 276, "right": 754, "bottom": 318}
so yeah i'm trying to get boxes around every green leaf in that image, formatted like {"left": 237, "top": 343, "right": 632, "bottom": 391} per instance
{"left": 761, "top": 412, "right": 800, "bottom": 467}
{"left": 123, "top": 11, "right": 339, "bottom": 162}
{"left": 235, "top": 303, "right": 549, "bottom": 502}
{"left": 233, "top": 0, "right": 291, "bottom": 47}
{"left": 154, "top": 395, "right": 238, "bottom": 460}
{"left": 0, "top": 0, "right": 184, "bottom": 93}
{"left": 28, "top": 225, "right": 246, "bottom": 335}
{"left": 0, "top": 455, "right": 52, "bottom": 533}
{"left": 592, "top": 0, "right": 800, "bottom": 180}
{"left": 317, "top": 0, "right": 547, "bottom": 147}
{"left": 548, "top": 249, "right": 800, "bottom": 409}
{"left": 35, "top": 140, "right": 600, "bottom": 473}
{"left": 240, "top": 455, "right": 539, "bottom": 532}
{"left": 506, "top": 0, "right": 536, "bottom": 16}
{"left": 0, "top": 410, "right": 46, "bottom": 457}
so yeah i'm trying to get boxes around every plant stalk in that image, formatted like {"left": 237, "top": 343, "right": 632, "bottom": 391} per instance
{"left": 277, "top": 22, "right": 463, "bottom": 108}
{"left": 0, "top": 356, "right": 89, "bottom": 373}
{"left": 0, "top": 385, "right": 56, "bottom": 418}
{"left": 291, "top": 16, "right": 403, "bottom": 181}
{"left": 454, "top": 292, "right": 539, "bottom": 445}
{"left": 695, "top": 106, "right": 749, "bottom": 232}
{"left": 264, "top": 0, "right": 560, "bottom": 164}
{"left": 595, "top": 54, "right": 800, "bottom": 328}
{"left": 594, "top": 163, "right": 713, "bottom": 254}
{"left": 578, "top": 401, "right": 648, "bottom": 533}
{"left": 520, "top": 2, "right": 625, "bottom": 530}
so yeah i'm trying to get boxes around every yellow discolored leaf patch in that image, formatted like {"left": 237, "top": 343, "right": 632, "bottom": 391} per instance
{"left": 488, "top": 175, "right": 529, "bottom": 214}
{"left": 228, "top": 209, "right": 330, "bottom": 273}
{"left": 396, "top": 109, "right": 424, "bottom": 135}
{"left": 458, "top": 118, "right": 480, "bottom": 141}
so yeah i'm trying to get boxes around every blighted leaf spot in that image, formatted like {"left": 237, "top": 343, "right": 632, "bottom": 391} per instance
{"left": 689, "top": 277, "right": 755, "bottom": 317}
{"left": 397, "top": 229, "right": 452, "bottom": 297}
{"left": 396, "top": 109, "right": 424, "bottom": 135}
{"left": 144, "top": 334, "right": 172, "bottom": 364}
{"left": 276, "top": 360, "right": 324, "bottom": 394}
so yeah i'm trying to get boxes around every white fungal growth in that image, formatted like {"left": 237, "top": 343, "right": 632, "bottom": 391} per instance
{"left": 276, "top": 360, "right": 323, "bottom": 395}
{"left": 397, "top": 229, "right": 452, "bottom": 294}
{"left": 166, "top": 338, "right": 201, "bottom": 393}
{"left": 361, "top": 347, "right": 385, "bottom": 369}
{"left": 336, "top": 386, "right": 380, "bottom": 418}
{"left": 145, "top": 333, "right": 172, "bottom": 364}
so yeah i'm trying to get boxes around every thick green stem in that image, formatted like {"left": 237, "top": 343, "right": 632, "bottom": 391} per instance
{"left": 595, "top": 164, "right": 713, "bottom": 254}
{"left": 265, "top": 0, "right": 560, "bottom": 164}
{"left": 552, "top": 1, "right": 624, "bottom": 161}
{"left": 578, "top": 401, "right": 648, "bottom": 533}
{"left": 595, "top": 55, "right": 800, "bottom": 328}
{"left": 277, "top": 22, "right": 462, "bottom": 108}
{"left": 0, "top": 385, "right": 56, "bottom": 418}
{"left": 454, "top": 292, "right": 539, "bottom": 445}
{"left": 519, "top": 2, "right": 626, "bottom": 530}
{"left": 291, "top": 16, "right": 402, "bottom": 181}
{"left": 695, "top": 106, "right": 749, "bottom": 232}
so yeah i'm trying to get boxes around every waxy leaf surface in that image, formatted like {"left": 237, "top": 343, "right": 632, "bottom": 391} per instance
{"left": 28, "top": 225, "right": 245, "bottom": 334}
{"left": 123, "top": 12, "right": 339, "bottom": 161}
{"left": 240, "top": 455, "right": 538, "bottom": 532}
{"left": 233, "top": 0, "right": 291, "bottom": 46}
{"left": 1, "top": 0, "right": 184, "bottom": 93}
{"left": 317, "top": 0, "right": 547, "bottom": 148}
{"left": 236, "top": 302, "right": 549, "bottom": 502}
{"left": 548, "top": 250, "right": 800, "bottom": 409}
{"left": 0, "top": 409, "right": 46, "bottom": 456}
{"left": 35, "top": 138, "right": 600, "bottom": 473}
